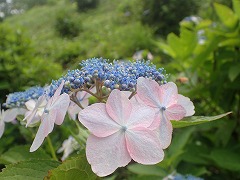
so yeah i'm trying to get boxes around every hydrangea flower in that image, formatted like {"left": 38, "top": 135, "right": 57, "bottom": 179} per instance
{"left": 4, "top": 86, "right": 45, "bottom": 108}
{"left": 48, "top": 58, "right": 167, "bottom": 96}
{"left": 30, "top": 81, "right": 70, "bottom": 152}
{"left": 0, "top": 106, "right": 26, "bottom": 138}
{"left": 136, "top": 77, "right": 195, "bottom": 149}
{"left": 78, "top": 89, "right": 164, "bottom": 177}
{"left": 57, "top": 136, "right": 79, "bottom": 161}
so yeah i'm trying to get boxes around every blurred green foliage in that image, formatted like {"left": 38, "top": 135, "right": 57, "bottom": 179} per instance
{"left": 156, "top": 1, "right": 240, "bottom": 179}
{"left": 55, "top": 9, "right": 82, "bottom": 38}
{"left": 0, "top": 24, "right": 62, "bottom": 103}
{"left": 75, "top": 0, "right": 99, "bottom": 12}
{"left": 140, "top": 0, "right": 199, "bottom": 36}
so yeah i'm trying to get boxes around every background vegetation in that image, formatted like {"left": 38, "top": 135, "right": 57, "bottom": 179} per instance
{"left": 0, "top": 0, "right": 239, "bottom": 179}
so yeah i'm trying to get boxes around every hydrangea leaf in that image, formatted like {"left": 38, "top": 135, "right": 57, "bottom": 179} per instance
{"left": 171, "top": 112, "right": 231, "bottom": 128}
{"left": 0, "top": 159, "right": 60, "bottom": 180}
{"left": 45, "top": 153, "right": 97, "bottom": 180}
{"left": 0, "top": 145, "right": 51, "bottom": 165}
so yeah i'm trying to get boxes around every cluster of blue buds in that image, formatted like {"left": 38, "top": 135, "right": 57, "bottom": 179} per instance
{"left": 48, "top": 58, "right": 167, "bottom": 96}
{"left": 173, "top": 174, "right": 204, "bottom": 180}
{"left": 4, "top": 86, "right": 45, "bottom": 108}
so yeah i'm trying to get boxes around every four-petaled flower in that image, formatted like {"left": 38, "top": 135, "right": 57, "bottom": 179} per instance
{"left": 136, "top": 77, "right": 195, "bottom": 149}
{"left": 30, "top": 81, "right": 70, "bottom": 152}
{"left": 78, "top": 89, "right": 164, "bottom": 177}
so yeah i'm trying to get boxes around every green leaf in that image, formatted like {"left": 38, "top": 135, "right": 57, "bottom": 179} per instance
{"left": 127, "top": 164, "right": 167, "bottom": 177}
{"left": 45, "top": 153, "right": 97, "bottom": 180}
{"left": 167, "top": 33, "right": 183, "bottom": 59}
{"left": 157, "top": 42, "right": 176, "bottom": 58}
{"left": 0, "top": 159, "right": 60, "bottom": 180}
{"left": 210, "top": 149, "right": 240, "bottom": 171}
{"left": 233, "top": 0, "right": 240, "bottom": 18}
{"left": 0, "top": 145, "right": 51, "bottom": 165}
{"left": 171, "top": 112, "right": 231, "bottom": 128}
{"left": 229, "top": 64, "right": 240, "bottom": 82}
{"left": 214, "top": 3, "right": 239, "bottom": 29}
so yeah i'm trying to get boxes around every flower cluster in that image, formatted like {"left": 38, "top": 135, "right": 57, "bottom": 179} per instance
{"left": 48, "top": 58, "right": 167, "bottom": 96}
{"left": 4, "top": 86, "right": 45, "bottom": 108}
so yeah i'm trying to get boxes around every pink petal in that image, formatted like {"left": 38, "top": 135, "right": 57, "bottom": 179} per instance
{"left": 0, "top": 119, "right": 5, "bottom": 138}
{"left": 51, "top": 93, "right": 70, "bottom": 125}
{"left": 157, "top": 112, "right": 173, "bottom": 149}
{"left": 68, "top": 101, "right": 82, "bottom": 120}
{"left": 30, "top": 110, "right": 56, "bottom": 152}
{"left": 159, "top": 82, "right": 178, "bottom": 107}
{"left": 86, "top": 132, "right": 131, "bottom": 177}
{"left": 79, "top": 103, "right": 120, "bottom": 137}
{"left": 25, "top": 109, "right": 38, "bottom": 127}
{"left": 127, "top": 103, "right": 156, "bottom": 129}
{"left": 137, "top": 77, "right": 161, "bottom": 108}
{"left": 106, "top": 89, "right": 132, "bottom": 125}
{"left": 165, "top": 104, "right": 186, "bottom": 120}
{"left": 178, "top": 94, "right": 195, "bottom": 116}
{"left": 125, "top": 128, "right": 164, "bottom": 164}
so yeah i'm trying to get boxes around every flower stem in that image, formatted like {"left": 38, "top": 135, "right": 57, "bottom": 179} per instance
{"left": 47, "top": 136, "right": 58, "bottom": 161}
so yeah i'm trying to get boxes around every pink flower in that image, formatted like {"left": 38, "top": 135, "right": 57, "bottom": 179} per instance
{"left": 78, "top": 89, "right": 164, "bottom": 177}
{"left": 137, "top": 77, "right": 195, "bottom": 149}
{"left": 30, "top": 81, "right": 70, "bottom": 152}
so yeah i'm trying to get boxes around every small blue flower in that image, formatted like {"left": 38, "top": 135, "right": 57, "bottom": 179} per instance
{"left": 4, "top": 86, "right": 45, "bottom": 108}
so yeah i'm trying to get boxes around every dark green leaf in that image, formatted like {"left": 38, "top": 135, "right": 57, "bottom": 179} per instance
{"left": 171, "top": 112, "right": 231, "bottom": 128}
{"left": 0, "top": 160, "right": 60, "bottom": 180}
{"left": 229, "top": 65, "right": 240, "bottom": 82}
{"left": 210, "top": 149, "right": 240, "bottom": 171}
{"left": 0, "top": 145, "right": 51, "bottom": 165}
{"left": 45, "top": 153, "right": 97, "bottom": 180}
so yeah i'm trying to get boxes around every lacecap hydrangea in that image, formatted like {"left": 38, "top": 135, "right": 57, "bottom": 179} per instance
{"left": 48, "top": 58, "right": 167, "bottom": 96}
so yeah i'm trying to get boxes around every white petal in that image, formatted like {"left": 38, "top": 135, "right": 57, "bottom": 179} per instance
{"left": 86, "top": 131, "right": 131, "bottom": 177}
{"left": 0, "top": 119, "right": 5, "bottom": 138}
{"left": 25, "top": 100, "right": 36, "bottom": 111}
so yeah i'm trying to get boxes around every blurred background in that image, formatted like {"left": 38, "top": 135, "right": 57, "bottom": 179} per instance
{"left": 0, "top": 0, "right": 239, "bottom": 179}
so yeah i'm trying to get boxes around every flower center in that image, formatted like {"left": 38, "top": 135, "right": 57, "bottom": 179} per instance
{"left": 44, "top": 109, "right": 49, "bottom": 114}
{"left": 121, "top": 125, "right": 127, "bottom": 132}
{"left": 161, "top": 106, "right": 166, "bottom": 111}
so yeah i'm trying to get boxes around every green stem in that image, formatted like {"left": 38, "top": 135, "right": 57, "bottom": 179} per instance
{"left": 47, "top": 136, "right": 58, "bottom": 161}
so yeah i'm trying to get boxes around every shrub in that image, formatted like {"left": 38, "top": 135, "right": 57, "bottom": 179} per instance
{"left": 55, "top": 10, "right": 81, "bottom": 38}
{"left": 75, "top": 0, "right": 99, "bottom": 12}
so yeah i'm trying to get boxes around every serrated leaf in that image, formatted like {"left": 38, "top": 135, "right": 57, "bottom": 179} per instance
{"left": 0, "top": 159, "right": 60, "bottom": 180}
{"left": 0, "top": 145, "right": 51, "bottom": 165}
{"left": 127, "top": 164, "right": 167, "bottom": 177}
{"left": 45, "top": 153, "right": 97, "bottom": 180}
{"left": 171, "top": 112, "right": 231, "bottom": 128}
{"left": 214, "top": 3, "right": 239, "bottom": 29}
